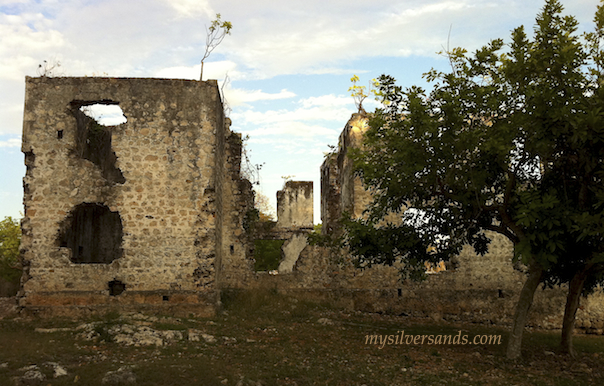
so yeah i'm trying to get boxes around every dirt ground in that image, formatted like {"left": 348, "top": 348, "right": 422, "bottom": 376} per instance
{"left": 0, "top": 293, "right": 602, "bottom": 386}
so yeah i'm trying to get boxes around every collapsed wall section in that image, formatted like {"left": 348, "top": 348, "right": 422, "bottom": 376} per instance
{"left": 20, "top": 76, "right": 224, "bottom": 316}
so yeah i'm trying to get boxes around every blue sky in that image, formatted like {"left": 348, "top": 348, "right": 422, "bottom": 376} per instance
{"left": 0, "top": 0, "right": 600, "bottom": 222}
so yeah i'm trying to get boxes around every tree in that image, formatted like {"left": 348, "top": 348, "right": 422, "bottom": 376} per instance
{"left": 348, "top": 0, "right": 604, "bottom": 359}
{"left": 200, "top": 13, "right": 232, "bottom": 81}
{"left": 0, "top": 216, "right": 21, "bottom": 283}
{"left": 348, "top": 75, "right": 377, "bottom": 114}
{"left": 255, "top": 190, "right": 275, "bottom": 222}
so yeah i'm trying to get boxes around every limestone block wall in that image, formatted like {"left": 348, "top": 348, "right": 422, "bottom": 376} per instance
{"left": 214, "top": 118, "right": 256, "bottom": 289}
{"left": 220, "top": 180, "right": 314, "bottom": 286}
{"left": 321, "top": 114, "right": 373, "bottom": 235}
{"left": 19, "top": 76, "right": 227, "bottom": 316}
{"left": 276, "top": 181, "right": 313, "bottom": 229}
{"left": 278, "top": 233, "right": 309, "bottom": 273}
{"left": 320, "top": 154, "right": 340, "bottom": 235}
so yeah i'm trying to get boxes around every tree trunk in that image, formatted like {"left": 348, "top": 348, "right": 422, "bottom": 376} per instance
{"left": 560, "top": 264, "right": 593, "bottom": 357}
{"left": 506, "top": 263, "right": 544, "bottom": 359}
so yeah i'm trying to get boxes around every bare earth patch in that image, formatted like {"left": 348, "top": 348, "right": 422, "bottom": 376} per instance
{"left": 0, "top": 297, "right": 17, "bottom": 319}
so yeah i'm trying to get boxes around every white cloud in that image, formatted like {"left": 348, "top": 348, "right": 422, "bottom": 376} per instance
{"left": 233, "top": 94, "right": 356, "bottom": 129}
{"left": 235, "top": 106, "right": 351, "bottom": 126}
{"left": 301, "top": 94, "right": 351, "bottom": 108}
{"left": 81, "top": 105, "right": 127, "bottom": 126}
{"left": 0, "top": 13, "right": 66, "bottom": 80}
{"left": 155, "top": 60, "right": 240, "bottom": 81}
{"left": 0, "top": 137, "right": 20, "bottom": 147}
{"left": 0, "top": 96, "right": 25, "bottom": 135}
{"left": 0, "top": 0, "right": 30, "bottom": 4}
{"left": 155, "top": 64, "right": 201, "bottom": 80}
{"left": 225, "top": 88, "right": 296, "bottom": 107}
{"left": 245, "top": 122, "right": 339, "bottom": 139}
{"left": 164, "top": 0, "right": 213, "bottom": 19}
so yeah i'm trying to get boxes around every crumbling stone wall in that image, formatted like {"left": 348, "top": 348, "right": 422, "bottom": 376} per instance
{"left": 321, "top": 113, "right": 373, "bottom": 235}
{"left": 20, "top": 76, "right": 248, "bottom": 316}
{"left": 276, "top": 181, "right": 313, "bottom": 229}
{"left": 214, "top": 118, "right": 256, "bottom": 288}
{"left": 219, "top": 181, "right": 314, "bottom": 286}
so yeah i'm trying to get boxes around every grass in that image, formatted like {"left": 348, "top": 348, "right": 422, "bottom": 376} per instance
{"left": 0, "top": 290, "right": 602, "bottom": 385}
{"left": 253, "top": 240, "right": 286, "bottom": 271}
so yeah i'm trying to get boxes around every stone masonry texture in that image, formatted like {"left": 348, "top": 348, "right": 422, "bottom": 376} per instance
{"left": 20, "top": 76, "right": 250, "bottom": 317}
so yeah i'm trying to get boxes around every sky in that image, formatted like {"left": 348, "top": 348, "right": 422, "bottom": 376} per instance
{"left": 0, "top": 0, "right": 601, "bottom": 223}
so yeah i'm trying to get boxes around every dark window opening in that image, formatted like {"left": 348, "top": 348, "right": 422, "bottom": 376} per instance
{"left": 162, "top": 295, "right": 170, "bottom": 302}
{"left": 230, "top": 245, "right": 234, "bottom": 254}
{"left": 57, "top": 130, "right": 63, "bottom": 139}
{"left": 58, "top": 203, "right": 123, "bottom": 264}
{"left": 108, "top": 280, "right": 126, "bottom": 296}
{"left": 397, "top": 289, "right": 402, "bottom": 297}
{"left": 71, "top": 101, "right": 126, "bottom": 184}
{"left": 253, "top": 239, "right": 285, "bottom": 272}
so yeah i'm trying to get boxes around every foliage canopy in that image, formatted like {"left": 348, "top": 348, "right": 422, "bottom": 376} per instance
{"left": 348, "top": 0, "right": 604, "bottom": 358}
{"left": 0, "top": 216, "right": 21, "bottom": 282}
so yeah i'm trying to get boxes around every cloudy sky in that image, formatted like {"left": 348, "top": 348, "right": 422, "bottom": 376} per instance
{"left": 0, "top": 0, "right": 600, "bottom": 222}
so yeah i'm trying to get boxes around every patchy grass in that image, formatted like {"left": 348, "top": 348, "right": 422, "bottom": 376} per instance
{"left": 0, "top": 290, "right": 603, "bottom": 386}
{"left": 253, "top": 240, "right": 285, "bottom": 271}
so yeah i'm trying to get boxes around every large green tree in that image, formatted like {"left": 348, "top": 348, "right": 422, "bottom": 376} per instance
{"left": 348, "top": 0, "right": 604, "bottom": 359}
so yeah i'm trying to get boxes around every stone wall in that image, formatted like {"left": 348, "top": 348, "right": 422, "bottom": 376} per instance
{"left": 214, "top": 118, "right": 256, "bottom": 289}
{"left": 19, "top": 76, "right": 248, "bottom": 316}
{"left": 321, "top": 114, "right": 373, "bottom": 235}
{"left": 276, "top": 181, "right": 313, "bottom": 229}
{"left": 220, "top": 181, "right": 314, "bottom": 285}
{"left": 275, "top": 113, "right": 604, "bottom": 334}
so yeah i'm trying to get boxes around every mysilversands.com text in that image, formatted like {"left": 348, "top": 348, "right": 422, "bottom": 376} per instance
{"left": 365, "top": 331, "right": 502, "bottom": 349}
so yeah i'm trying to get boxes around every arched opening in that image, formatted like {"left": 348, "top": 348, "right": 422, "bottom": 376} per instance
{"left": 59, "top": 203, "right": 123, "bottom": 264}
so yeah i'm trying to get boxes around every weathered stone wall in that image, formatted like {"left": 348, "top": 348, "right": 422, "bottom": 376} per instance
{"left": 321, "top": 114, "right": 373, "bottom": 235}
{"left": 293, "top": 113, "right": 604, "bottom": 334}
{"left": 20, "top": 76, "right": 237, "bottom": 316}
{"left": 276, "top": 181, "right": 313, "bottom": 229}
{"left": 218, "top": 180, "right": 314, "bottom": 285}
{"left": 214, "top": 118, "right": 256, "bottom": 289}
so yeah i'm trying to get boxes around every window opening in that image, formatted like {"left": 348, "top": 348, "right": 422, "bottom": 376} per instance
{"left": 253, "top": 239, "right": 285, "bottom": 272}
{"left": 80, "top": 104, "right": 127, "bottom": 126}
{"left": 72, "top": 102, "right": 126, "bottom": 184}
{"left": 59, "top": 203, "right": 123, "bottom": 264}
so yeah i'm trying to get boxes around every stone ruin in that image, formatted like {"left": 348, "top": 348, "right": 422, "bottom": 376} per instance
{"left": 18, "top": 76, "right": 604, "bottom": 334}
{"left": 19, "top": 76, "right": 251, "bottom": 316}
